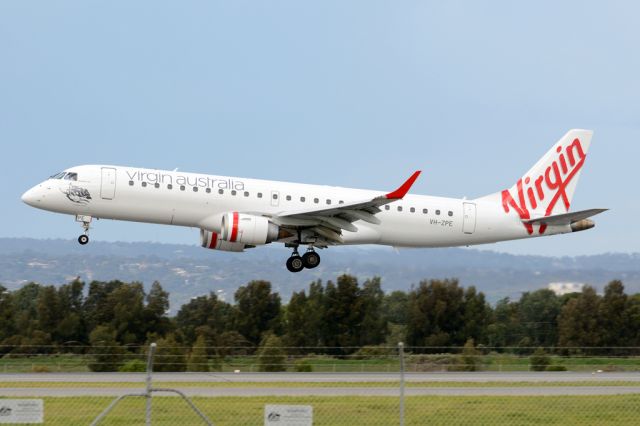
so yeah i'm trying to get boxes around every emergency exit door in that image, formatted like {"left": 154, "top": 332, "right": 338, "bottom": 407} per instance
{"left": 462, "top": 202, "right": 476, "bottom": 234}
{"left": 100, "top": 167, "right": 117, "bottom": 200}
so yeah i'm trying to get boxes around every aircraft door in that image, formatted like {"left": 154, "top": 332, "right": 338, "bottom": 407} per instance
{"left": 462, "top": 202, "right": 476, "bottom": 234}
{"left": 100, "top": 167, "right": 117, "bottom": 200}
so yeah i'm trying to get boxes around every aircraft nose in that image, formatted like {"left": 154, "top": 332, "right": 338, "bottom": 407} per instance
{"left": 21, "top": 186, "right": 41, "bottom": 206}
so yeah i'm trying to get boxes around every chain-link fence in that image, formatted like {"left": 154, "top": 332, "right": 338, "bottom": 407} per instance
{"left": 2, "top": 344, "right": 640, "bottom": 425}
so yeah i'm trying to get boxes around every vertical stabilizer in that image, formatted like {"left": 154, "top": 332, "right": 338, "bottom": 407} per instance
{"left": 500, "top": 129, "right": 593, "bottom": 234}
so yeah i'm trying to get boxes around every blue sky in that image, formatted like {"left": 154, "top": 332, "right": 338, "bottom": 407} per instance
{"left": 1, "top": 1, "right": 638, "bottom": 256}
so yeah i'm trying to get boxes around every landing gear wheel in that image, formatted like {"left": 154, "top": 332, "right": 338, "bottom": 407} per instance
{"left": 286, "top": 255, "right": 304, "bottom": 273}
{"left": 302, "top": 251, "right": 321, "bottom": 269}
{"left": 78, "top": 235, "right": 89, "bottom": 245}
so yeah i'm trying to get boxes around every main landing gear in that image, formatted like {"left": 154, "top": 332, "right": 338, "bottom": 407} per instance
{"left": 286, "top": 246, "right": 321, "bottom": 273}
{"left": 76, "top": 215, "right": 92, "bottom": 245}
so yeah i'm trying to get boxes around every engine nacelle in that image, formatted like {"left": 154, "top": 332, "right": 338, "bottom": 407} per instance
{"left": 220, "top": 212, "right": 281, "bottom": 245}
{"left": 200, "top": 229, "right": 247, "bottom": 252}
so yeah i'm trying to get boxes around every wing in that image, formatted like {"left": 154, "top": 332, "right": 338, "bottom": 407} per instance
{"left": 269, "top": 171, "right": 421, "bottom": 245}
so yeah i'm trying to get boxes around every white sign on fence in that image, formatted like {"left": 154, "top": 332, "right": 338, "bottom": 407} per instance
{"left": 0, "top": 399, "right": 43, "bottom": 424}
{"left": 264, "top": 404, "right": 313, "bottom": 426}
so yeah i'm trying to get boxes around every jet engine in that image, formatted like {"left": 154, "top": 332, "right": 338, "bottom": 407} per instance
{"left": 200, "top": 229, "right": 247, "bottom": 252}
{"left": 220, "top": 212, "right": 287, "bottom": 245}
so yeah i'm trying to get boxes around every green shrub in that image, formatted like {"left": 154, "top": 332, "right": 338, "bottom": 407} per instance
{"left": 545, "top": 365, "right": 567, "bottom": 372}
{"left": 530, "top": 347, "right": 551, "bottom": 372}
{"left": 118, "top": 359, "right": 147, "bottom": 372}
{"left": 294, "top": 359, "right": 313, "bottom": 372}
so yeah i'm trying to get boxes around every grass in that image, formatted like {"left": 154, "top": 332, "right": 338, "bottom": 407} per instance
{"left": 2, "top": 353, "right": 640, "bottom": 373}
{"left": 1, "top": 381, "right": 640, "bottom": 388}
{"left": 3, "top": 395, "right": 640, "bottom": 425}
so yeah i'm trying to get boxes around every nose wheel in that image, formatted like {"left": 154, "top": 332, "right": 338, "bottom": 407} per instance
{"left": 75, "top": 215, "right": 92, "bottom": 246}
{"left": 285, "top": 246, "right": 321, "bottom": 272}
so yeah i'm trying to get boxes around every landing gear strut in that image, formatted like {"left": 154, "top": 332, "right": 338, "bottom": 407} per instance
{"left": 76, "top": 215, "right": 92, "bottom": 245}
{"left": 285, "top": 245, "right": 321, "bottom": 273}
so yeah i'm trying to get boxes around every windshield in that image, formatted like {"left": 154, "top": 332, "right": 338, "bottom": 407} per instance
{"left": 49, "top": 172, "right": 78, "bottom": 181}
{"left": 49, "top": 172, "right": 65, "bottom": 179}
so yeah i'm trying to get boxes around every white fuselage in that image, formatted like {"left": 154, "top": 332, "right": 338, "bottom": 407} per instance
{"left": 21, "top": 165, "right": 572, "bottom": 248}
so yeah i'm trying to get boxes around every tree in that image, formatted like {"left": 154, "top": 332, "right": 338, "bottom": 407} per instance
{"left": 359, "top": 277, "right": 386, "bottom": 346}
{"left": 176, "top": 293, "right": 233, "bottom": 345}
{"left": 56, "top": 279, "right": 86, "bottom": 344}
{"left": 233, "top": 281, "right": 282, "bottom": 345}
{"left": 598, "top": 280, "right": 628, "bottom": 348}
{"left": 0, "top": 285, "right": 16, "bottom": 346}
{"left": 284, "top": 290, "right": 312, "bottom": 348}
{"left": 108, "top": 282, "right": 146, "bottom": 344}
{"left": 257, "top": 333, "right": 287, "bottom": 372}
{"left": 88, "top": 325, "right": 125, "bottom": 372}
{"left": 36, "top": 286, "right": 61, "bottom": 337}
{"left": 486, "top": 297, "right": 519, "bottom": 349}
{"left": 323, "top": 275, "right": 363, "bottom": 352}
{"left": 558, "top": 286, "right": 602, "bottom": 352}
{"left": 460, "top": 286, "right": 491, "bottom": 344}
{"left": 187, "top": 335, "right": 209, "bottom": 372}
{"left": 154, "top": 333, "right": 187, "bottom": 372}
{"left": 518, "top": 289, "right": 561, "bottom": 348}
{"left": 406, "top": 279, "right": 465, "bottom": 349}
{"left": 382, "top": 291, "right": 409, "bottom": 325}
{"left": 145, "top": 281, "right": 171, "bottom": 337}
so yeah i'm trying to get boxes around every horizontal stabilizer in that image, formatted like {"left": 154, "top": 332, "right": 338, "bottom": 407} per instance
{"left": 523, "top": 208, "right": 608, "bottom": 226}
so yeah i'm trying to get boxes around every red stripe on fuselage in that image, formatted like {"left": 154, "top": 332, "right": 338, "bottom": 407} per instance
{"left": 230, "top": 212, "right": 239, "bottom": 242}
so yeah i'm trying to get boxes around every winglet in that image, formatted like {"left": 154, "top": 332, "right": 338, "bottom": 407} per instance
{"left": 385, "top": 171, "right": 421, "bottom": 199}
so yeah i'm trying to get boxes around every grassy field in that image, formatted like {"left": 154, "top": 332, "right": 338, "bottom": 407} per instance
{"left": 2, "top": 353, "right": 640, "bottom": 373}
{"left": 1, "top": 381, "right": 640, "bottom": 388}
{"left": 3, "top": 395, "right": 640, "bottom": 425}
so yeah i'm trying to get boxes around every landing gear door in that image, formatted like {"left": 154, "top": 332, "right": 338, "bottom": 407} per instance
{"left": 463, "top": 202, "right": 476, "bottom": 234}
{"left": 100, "top": 167, "right": 117, "bottom": 200}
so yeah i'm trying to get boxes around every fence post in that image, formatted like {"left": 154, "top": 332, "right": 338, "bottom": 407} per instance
{"left": 399, "top": 342, "right": 405, "bottom": 426}
{"left": 146, "top": 342, "right": 157, "bottom": 426}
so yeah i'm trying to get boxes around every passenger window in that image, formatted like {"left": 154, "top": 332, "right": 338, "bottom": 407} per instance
{"left": 129, "top": 181, "right": 134, "bottom": 186}
{"left": 193, "top": 187, "right": 198, "bottom": 192}
{"left": 397, "top": 206, "right": 403, "bottom": 212}
{"left": 286, "top": 195, "right": 292, "bottom": 201}
{"left": 180, "top": 185, "right": 185, "bottom": 191}
{"left": 273, "top": 193, "right": 278, "bottom": 199}
{"left": 410, "top": 207, "right": 415, "bottom": 213}
{"left": 448, "top": 211, "right": 453, "bottom": 217}
{"left": 385, "top": 205, "right": 390, "bottom": 210}
{"left": 339, "top": 200, "right": 344, "bottom": 204}
{"left": 167, "top": 184, "right": 173, "bottom": 190}
{"left": 154, "top": 183, "right": 160, "bottom": 188}
{"left": 258, "top": 192, "right": 263, "bottom": 198}
{"left": 300, "top": 196, "right": 306, "bottom": 202}
{"left": 218, "top": 189, "right": 224, "bottom": 194}
{"left": 231, "top": 190, "right": 237, "bottom": 196}
{"left": 326, "top": 199, "right": 331, "bottom": 205}
{"left": 244, "top": 191, "right": 249, "bottom": 197}
{"left": 423, "top": 209, "right": 428, "bottom": 214}
{"left": 142, "top": 182, "right": 147, "bottom": 188}
{"left": 206, "top": 188, "right": 211, "bottom": 193}
{"left": 314, "top": 198, "right": 319, "bottom": 204}
{"left": 436, "top": 210, "right": 441, "bottom": 215}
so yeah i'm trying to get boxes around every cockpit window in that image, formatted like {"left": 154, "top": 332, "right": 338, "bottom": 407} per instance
{"left": 64, "top": 172, "right": 78, "bottom": 181}
{"left": 49, "top": 172, "right": 65, "bottom": 179}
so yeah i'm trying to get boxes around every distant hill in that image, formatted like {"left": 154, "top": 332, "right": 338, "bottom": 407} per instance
{"left": 1, "top": 238, "right": 638, "bottom": 311}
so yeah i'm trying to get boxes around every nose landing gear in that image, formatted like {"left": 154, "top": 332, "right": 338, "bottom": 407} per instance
{"left": 76, "top": 215, "right": 92, "bottom": 245}
{"left": 285, "top": 246, "right": 321, "bottom": 272}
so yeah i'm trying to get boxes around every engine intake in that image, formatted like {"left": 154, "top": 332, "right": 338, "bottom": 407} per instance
{"left": 200, "top": 229, "right": 247, "bottom": 252}
{"left": 220, "top": 212, "right": 282, "bottom": 245}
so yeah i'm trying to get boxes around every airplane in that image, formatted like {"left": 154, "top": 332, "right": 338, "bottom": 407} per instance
{"left": 21, "top": 129, "right": 606, "bottom": 272}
